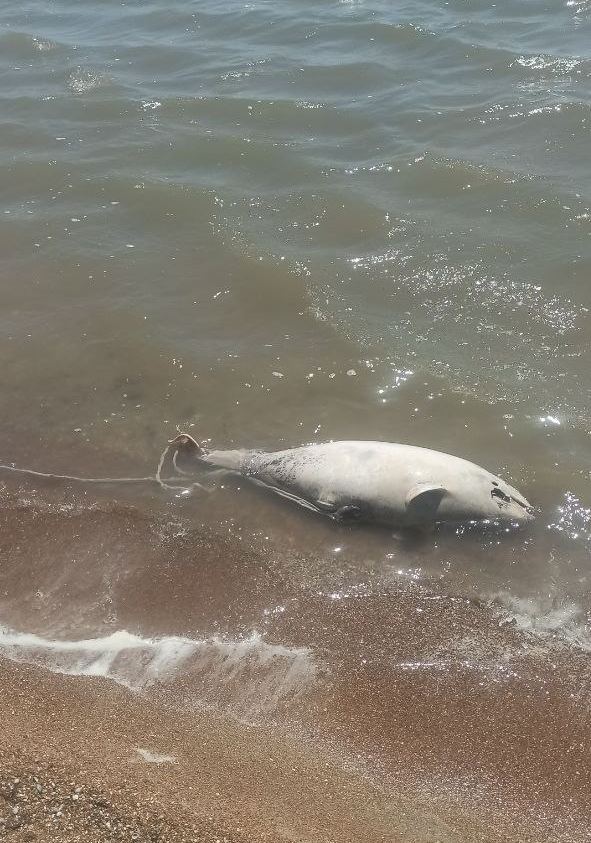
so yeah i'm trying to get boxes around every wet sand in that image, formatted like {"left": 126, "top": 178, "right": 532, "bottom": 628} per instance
{"left": 0, "top": 475, "right": 589, "bottom": 842}
{"left": 1, "top": 652, "right": 583, "bottom": 843}
{"left": 1, "top": 653, "right": 589, "bottom": 843}
{"left": 0, "top": 657, "right": 470, "bottom": 843}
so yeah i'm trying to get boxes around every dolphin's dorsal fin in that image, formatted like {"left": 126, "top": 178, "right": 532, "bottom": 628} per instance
{"left": 405, "top": 482, "right": 447, "bottom": 509}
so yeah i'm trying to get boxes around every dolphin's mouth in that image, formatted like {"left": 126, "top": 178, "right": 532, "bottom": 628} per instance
{"left": 509, "top": 495, "right": 535, "bottom": 515}
{"left": 509, "top": 495, "right": 536, "bottom": 520}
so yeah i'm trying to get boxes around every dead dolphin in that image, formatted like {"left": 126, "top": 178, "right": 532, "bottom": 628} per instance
{"left": 170, "top": 435, "right": 534, "bottom": 528}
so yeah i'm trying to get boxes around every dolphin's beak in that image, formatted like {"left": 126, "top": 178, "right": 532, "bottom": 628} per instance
{"left": 513, "top": 498, "right": 536, "bottom": 523}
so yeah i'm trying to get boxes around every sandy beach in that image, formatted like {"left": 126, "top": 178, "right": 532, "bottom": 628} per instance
{"left": 0, "top": 655, "right": 471, "bottom": 843}
{"left": 2, "top": 650, "right": 583, "bottom": 843}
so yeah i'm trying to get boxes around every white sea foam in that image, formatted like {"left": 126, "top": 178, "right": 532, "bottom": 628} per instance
{"left": 418, "top": 591, "right": 591, "bottom": 685}
{"left": 0, "top": 628, "right": 196, "bottom": 687}
{"left": 0, "top": 627, "right": 319, "bottom": 715}
{"left": 32, "top": 37, "right": 55, "bottom": 52}
{"left": 491, "top": 592, "right": 591, "bottom": 652}
{"left": 514, "top": 54, "right": 582, "bottom": 74}
{"left": 68, "top": 69, "right": 104, "bottom": 94}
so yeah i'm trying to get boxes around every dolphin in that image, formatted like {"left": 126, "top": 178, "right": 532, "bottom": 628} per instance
{"left": 169, "top": 434, "right": 535, "bottom": 529}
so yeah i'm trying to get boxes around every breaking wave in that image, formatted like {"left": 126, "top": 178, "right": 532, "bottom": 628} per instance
{"left": 491, "top": 592, "right": 591, "bottom": 653}
{"left": 0, "top": 627, "right": 320, "bottom": 717}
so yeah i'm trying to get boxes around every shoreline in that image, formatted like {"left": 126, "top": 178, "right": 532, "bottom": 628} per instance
{"left": 0, "top": 486, "right": 589, "bottom": 842}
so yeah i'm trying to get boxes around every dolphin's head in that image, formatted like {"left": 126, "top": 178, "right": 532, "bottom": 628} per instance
{"left": 406, "top": 473, "right": 535, "bottom": 527}
{"left": 489, "top": 481, "right": 535, "bottom": 524}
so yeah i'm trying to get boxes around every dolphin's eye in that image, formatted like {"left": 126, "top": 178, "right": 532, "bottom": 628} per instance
{"left": 491, "top": 487, "right": 511, "bottom": 503}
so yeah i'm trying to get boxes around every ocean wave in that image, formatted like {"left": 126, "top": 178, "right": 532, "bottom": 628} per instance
{"left": 67, "top": 68, "right": 107, "bottom": 95}
{"left": 490, "top": 592, "right": 591, "bottom": 653}
{"left": 512, "top": 54, "right": 585, "bottom": 75}
{"left": 474, "top": 98, "right": 590, "bottom": 126}
{"left": 0, "top": 31, "right": 61, "bottom": 57}
{"left": 0, "top": 627, "right": 320, "bottom": 716}
{"left": 566, "top": 0, "right": 591, "bottom": 18}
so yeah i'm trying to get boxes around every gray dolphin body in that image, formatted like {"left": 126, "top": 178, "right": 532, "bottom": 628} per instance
{"left": 173, "top": 437, "right": 534, "bottom": 528}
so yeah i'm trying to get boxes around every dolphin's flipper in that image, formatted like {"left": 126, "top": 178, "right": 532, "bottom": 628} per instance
{"left": 405, "top": 482, "right": 447, "bottom": 518}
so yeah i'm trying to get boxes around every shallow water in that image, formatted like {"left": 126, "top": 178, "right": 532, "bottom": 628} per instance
{"left": 1, "top": 0, "right": 590, "bottom": 838}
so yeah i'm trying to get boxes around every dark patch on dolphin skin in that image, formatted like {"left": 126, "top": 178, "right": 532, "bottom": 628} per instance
{"left": 249, "top": 452, "right": 320, "bottom": 489}
{"left": 491, "top": 487, "right": 511, "bottom": 504}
